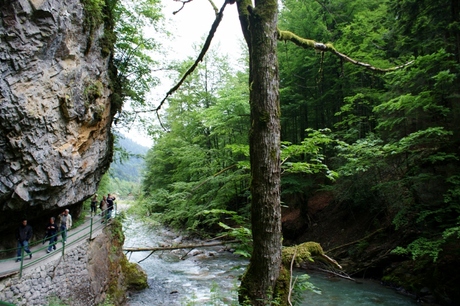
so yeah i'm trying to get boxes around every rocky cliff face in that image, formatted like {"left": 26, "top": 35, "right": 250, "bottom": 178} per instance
{"left": 0, "top": 0, "right": 114, "bottom": 233}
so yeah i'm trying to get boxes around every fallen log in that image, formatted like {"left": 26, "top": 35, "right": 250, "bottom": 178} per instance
{"left": 123, "top": 239, "right": 240, "bottom": 252}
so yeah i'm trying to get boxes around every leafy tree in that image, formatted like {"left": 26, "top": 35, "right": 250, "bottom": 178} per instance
{"left": 141, "top": 49, "right": 251, "bottom": 232}
{"left": 278, "top": 0, "right": 460, "bottom": 268}
{"left": 233, "top": 0, "right": 413, "bottom": 302}
{"left": 111, "top": 0, "right": 165, "bottom": 123}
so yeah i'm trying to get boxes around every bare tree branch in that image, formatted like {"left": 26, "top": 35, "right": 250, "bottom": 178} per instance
{"left": 148, "top": 0, "right": 228, "bottom": 130}
{"left": 288, "top": 249, "right": 297, "bottom": 306}
{"left": 277, "top": 29, "right": 414, "bottom": 73}
{"left": 172, "top": 0, "right": 194, "bottom": 15}
{"left": 325, "top": 228, "right": 384, "bottom": 253}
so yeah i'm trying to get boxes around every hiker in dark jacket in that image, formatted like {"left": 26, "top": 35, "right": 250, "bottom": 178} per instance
{"left": 107, "top": 194, "right": 116, "bottom": 219}
{"left": 16, "top": 219, "right": 33, "bottom": 262}
{"left": 45, "top": 217, "right": 58, "bottom": 253}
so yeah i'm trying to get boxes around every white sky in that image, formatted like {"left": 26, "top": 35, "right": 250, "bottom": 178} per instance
{"left": 121, "top": 0, "right": 244, "bottom": 147}
{"left": 164, "top": 0, "right": 244, "bottom": 60}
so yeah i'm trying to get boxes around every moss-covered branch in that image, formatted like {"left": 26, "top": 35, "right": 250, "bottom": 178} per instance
{"left": 277, "top": 29, "right": 414, "bottom": 73}
{"left": 282, "top": 242, "right": 342, "bottom": 269}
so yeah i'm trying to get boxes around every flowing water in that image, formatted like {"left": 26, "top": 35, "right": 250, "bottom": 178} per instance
{"left": 123, "top": 218, "right": 418, "bottom": 306}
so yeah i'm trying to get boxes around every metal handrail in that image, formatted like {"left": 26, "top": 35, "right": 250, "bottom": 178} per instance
{"left": 0, "top": 205, "right": 116, "bottom": 278}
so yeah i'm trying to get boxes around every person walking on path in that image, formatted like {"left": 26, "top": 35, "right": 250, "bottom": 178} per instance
{"left": 99, "top": 195, "right": 108, "bottom": 223}
{"left": 58, "top": 209, "right": 72, "bottom": 243}
{"left": 45, "top": 217, "right": 58, "bottom": 253}
{"left": 16, "top": 219, "right": 33, "bottom": 262}
{"left": 90, "top": 194, "right": 98, "bottom": 216}
{"left": 107, "top": 194, "right": 116, "bottom": 220}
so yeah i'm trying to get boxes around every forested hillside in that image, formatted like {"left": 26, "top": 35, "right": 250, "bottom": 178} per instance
{"left": 112, "top": 137, "right": 149, "bottom": 182}
{"left": 99, "top": 136, "right": 149, "bottom": 197}
{"left": 137, "top": 0, "right": 459, "bottom": 304}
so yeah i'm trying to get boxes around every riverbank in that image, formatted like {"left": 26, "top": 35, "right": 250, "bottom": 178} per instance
{"left": 121, "top": 215, "right": 419, "bottom": 306}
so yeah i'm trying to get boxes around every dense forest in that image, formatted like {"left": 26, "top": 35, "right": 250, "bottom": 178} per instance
{"left": 123, "top": 0, "right": 460, "bottom": 304}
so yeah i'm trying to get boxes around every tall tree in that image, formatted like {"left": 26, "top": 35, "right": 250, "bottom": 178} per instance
{"left": 235, "top": 0, "right": 282, "bottom": 304}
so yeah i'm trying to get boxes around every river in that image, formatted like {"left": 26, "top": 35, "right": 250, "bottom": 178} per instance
{"left": 123, "top": 217, "right": 418, "bottom": 305}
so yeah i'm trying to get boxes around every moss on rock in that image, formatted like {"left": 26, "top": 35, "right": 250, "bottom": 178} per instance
{"left": 104, "top": 218, "right": 148, "bottom": 304}
{"left": 121, "top": 258, "right": 148, "bottom": 290}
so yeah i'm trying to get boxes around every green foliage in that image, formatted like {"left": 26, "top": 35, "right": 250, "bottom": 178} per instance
{"left": 388, "top": 0, "right": 459, "bottom": 57}
{"left": 84, "top": 136, "right": 148, "bottom": 209}
{"left": 139, "top": 51, "right": 251, "bottom": 234}
{"left": 291, "top": 274, "right": 321, "bottom": 306}
{"left": 271, "top": 0, "right": 460, "bottom": 272}
{"left": 281, "top": 129, "right": 338, "bottom": 181}
{"left": 97, "top": 134, "right": 149, "bottom": 198}
{"left": 111, "top": 136, "right": 148, "bottom": 182}
{"left": 47, "top": 296, "right": 67, "bottom": 306}
{"left": 391, "top": 238, "right": 444, "bottom": 262}
{"left": 111, "top": 0, "right": 164, "bottom": 119}
{"left": 84, "top": 80, "right": 104, "bottom": 104}
{"left": 122, "top": 2, "right": 460, "bottom": 302}
{"left": 219, "top": 222, "right": 252, "bottom": 258}
{"left": 81, "top": 0, "right": 106, "bottom": 45}
{"left": 97, "top": 172, "right": 111, "bottom": 197}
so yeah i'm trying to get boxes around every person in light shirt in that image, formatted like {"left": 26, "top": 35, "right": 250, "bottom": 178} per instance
{"left": 58, "top": 209, "right": 72, "bottom": 243}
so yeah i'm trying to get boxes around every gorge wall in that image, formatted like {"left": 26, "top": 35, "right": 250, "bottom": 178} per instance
{"left": 0, "top": 0, "right": 114, "bottom": 239}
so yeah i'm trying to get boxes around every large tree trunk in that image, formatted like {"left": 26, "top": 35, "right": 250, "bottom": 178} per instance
{"left": 236, "top": 0, "right": 282, "bottom": 304}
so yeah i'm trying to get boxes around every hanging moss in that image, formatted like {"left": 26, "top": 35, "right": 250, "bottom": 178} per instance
{"left": 81, "top": 0, "right": 105, "bottom": 54}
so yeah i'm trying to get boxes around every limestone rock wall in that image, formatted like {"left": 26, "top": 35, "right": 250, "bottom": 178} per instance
{"left": 0, "top": 0, "right": 114, "bottom": 233}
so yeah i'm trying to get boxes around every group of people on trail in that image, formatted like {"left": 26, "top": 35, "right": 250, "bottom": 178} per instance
{"left": 15, "top": 193, "right": 116, "bottom": 263}
{"left": 16, "top": 209, "right": 72, "bottom": 262}
{"left": 93, "top": 193, "right": 116, "bottom": 223}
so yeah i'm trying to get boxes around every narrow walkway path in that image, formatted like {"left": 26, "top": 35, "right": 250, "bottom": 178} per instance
{"left": 0, "top": 212, "right": 109, "bottom": 279}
